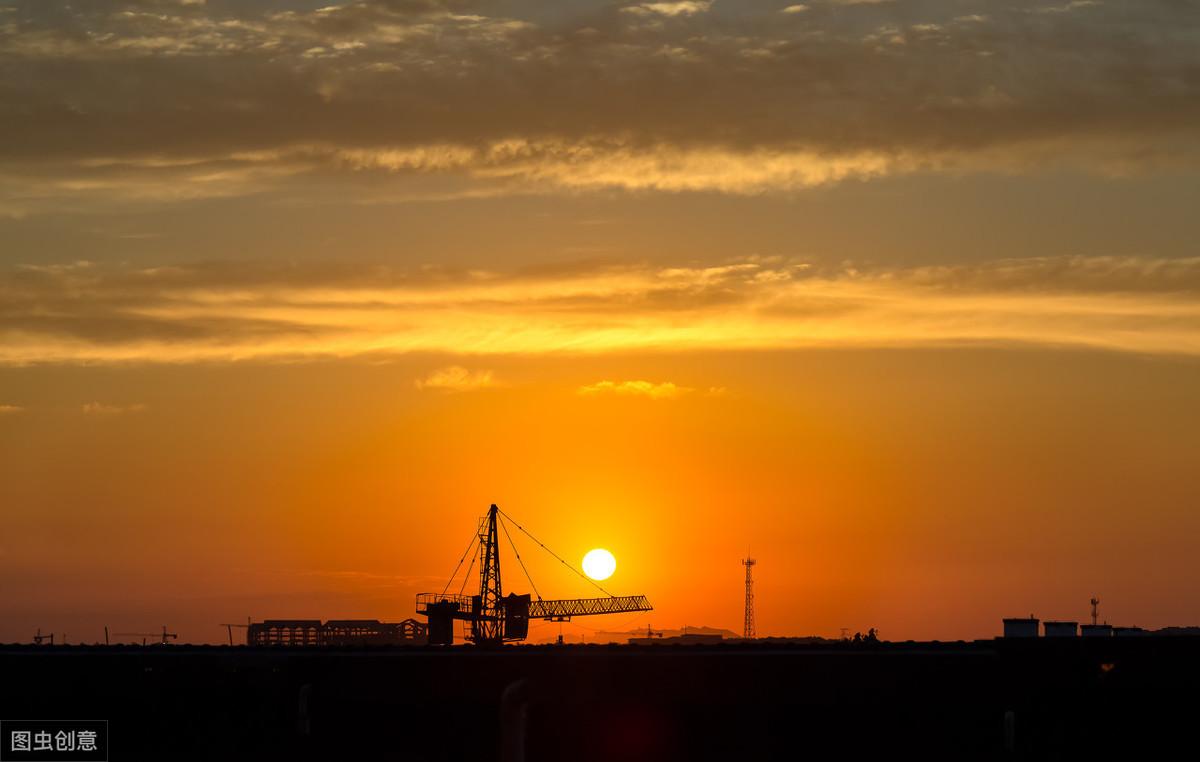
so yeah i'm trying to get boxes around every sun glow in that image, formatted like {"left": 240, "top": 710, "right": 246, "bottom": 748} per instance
{"left": 582, "top": 548, "right": 617, "bottom": 581}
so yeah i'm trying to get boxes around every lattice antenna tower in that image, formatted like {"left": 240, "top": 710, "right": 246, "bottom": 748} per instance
{"left": 742, "top": 556, "right": 757, "bottom": 639}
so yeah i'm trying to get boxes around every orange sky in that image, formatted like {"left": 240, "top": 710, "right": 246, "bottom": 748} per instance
{"left": 3, "top": 349, "right": 1199, "bottom": 643}
{"left": 2, "top": 0, "right": 1200, "bottom": 644}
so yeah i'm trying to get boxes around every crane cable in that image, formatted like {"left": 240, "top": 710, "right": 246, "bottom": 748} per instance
{"left": 496, "top": 506, "right": 615, "bottom": 598}
{"left": 498, "top": 514, "right": 542, "bottom": 601}
{"left": 440, "top": 522, "right": 481, "bottom": 598}
{"left": 458, "top": 545, "right": 479, "bottom": 597}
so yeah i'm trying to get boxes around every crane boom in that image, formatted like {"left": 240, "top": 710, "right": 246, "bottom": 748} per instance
{"left": 416, "top": 593, "right": 652, "bottom": 620}
{"left": 530, "top": 595, "right": 652, "bottom": 620}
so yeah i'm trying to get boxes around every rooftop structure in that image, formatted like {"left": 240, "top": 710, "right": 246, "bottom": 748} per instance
{"left": 1080, "top": 624, "right": 1113, "bottom": 638}
{"left": 1002, "top": 617, "right": 1040, "bottom": 638}
{"left": 1113, "top": 626, "right": 1146, "bottom": 638}
{"left": 1044, "top": 621, "right": 1078, "bottom": 638}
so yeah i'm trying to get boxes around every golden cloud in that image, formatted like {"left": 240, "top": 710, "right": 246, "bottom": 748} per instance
{"left": 2, "top": 256, "right": 1199, "bottom": 365}
{"left": 621, "top": 2, "right": 713, "bottom": 18}
{"left": 577, "top": 380, "right": 693, "bottom": 399}
{"left": 414, "top": 366, "right": 496, "bottom": 392}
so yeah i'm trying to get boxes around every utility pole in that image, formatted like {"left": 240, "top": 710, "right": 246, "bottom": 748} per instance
{"left": 742, "top": 556, "right": 757, "bottom": 639}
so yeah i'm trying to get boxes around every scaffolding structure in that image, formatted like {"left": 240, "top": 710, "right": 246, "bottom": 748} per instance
{"left": 246, "top": 618, "right": 427, "bottom": 646}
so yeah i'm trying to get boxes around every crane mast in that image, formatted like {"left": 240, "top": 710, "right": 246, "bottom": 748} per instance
{"left": 474, "top": 504, "right": 504, "bottom": 644}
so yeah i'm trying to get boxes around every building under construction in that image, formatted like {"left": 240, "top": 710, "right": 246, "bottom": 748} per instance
{"left": 246, "top": 618, "right": 427, "bottom": 646}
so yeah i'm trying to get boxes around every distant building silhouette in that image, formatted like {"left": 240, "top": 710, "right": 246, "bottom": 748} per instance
{"left": 247, "top": 618, "right": 427, "bottom": 646}
{"left": 1112, "top": 626, "right": 1146, "bottom": 638}
{"left": 1004, "top": 615, "right": 1153, "bottom": 639}
{"left": 1080, "top": 623, "right": 1113, "bottom": 638}
{"left": 1003, "top": 597, "right": 1153, "bottom": 639}
{"left": 1002, "top": 617, "right": 1039, "bottom": 638}
{"left": 629, "top": 631, "right": 724, "bottom": 646}
{"left": 1044, "top": 621, "right": 1078, "bottom": 637}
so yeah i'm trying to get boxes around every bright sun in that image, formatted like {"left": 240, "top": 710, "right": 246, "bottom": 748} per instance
{"left": 582, "top": 548, "right": 616, "bottom": 581}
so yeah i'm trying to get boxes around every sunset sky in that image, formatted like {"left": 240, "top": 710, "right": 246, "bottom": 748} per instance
{"left": 2, "top": 0, "right": 1199, "bottom": 644}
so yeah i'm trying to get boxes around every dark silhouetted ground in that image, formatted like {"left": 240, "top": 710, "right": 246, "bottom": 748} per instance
{"left": 2, "top": 638, "right": 1196, "bottom": 760}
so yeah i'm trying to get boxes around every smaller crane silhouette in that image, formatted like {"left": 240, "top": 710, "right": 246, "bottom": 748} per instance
{"left": 220, "top": 618, "right": 252, "bottom": 645}
{"left": 113, "top": 626, "right": 177, "bottom": 646}
{"left": 33, "top": 628, "right": 54, "bottom": 646}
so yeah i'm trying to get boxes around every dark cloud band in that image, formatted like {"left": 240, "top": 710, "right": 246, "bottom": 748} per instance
{"left": 0, "top": 0, "right": 1196, "bottom": 196}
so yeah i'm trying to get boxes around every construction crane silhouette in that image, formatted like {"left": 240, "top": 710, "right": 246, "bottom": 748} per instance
{"left": 220, "top": 618, "right": 252, "bottom": 646}
{"left": 33, "top": 628, "right": 54, "bottom": 646}
{"left": 113, "top": 626, "right": 177, "bottom": 646}
{"left": 417, "top": 504, "right": 652, "bottom": 646}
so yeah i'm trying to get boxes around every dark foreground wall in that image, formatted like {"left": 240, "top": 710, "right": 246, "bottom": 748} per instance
{"left": 1, "top": 639, "right": 1196, "bottom": 761}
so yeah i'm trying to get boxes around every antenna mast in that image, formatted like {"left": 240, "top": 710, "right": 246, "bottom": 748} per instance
{"left": 742, "top": 556, "right": 757, "bottom": 639}
{"left": 1090, "top": 596, "right": 1100, "bottom": 626}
